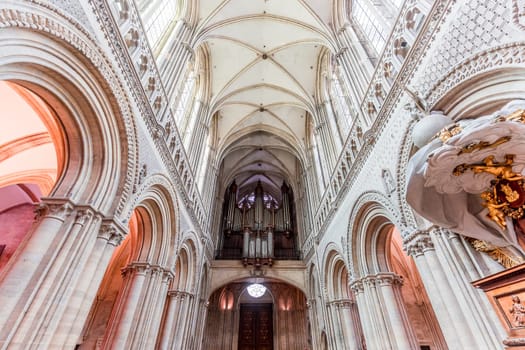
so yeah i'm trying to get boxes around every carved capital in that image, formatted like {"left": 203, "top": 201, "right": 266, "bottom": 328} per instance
{"left": 168, "top": 290, "right": 193, "bottom": 300}
{"left": 74, "top": 208, "right": 95, "bottom": 225}
{"left": 374, "top": 273, "right": 403, "bottom": 287}
{"left": 328, "top": 299, "right": 354, "bottom": 309}
{"left": 352, "top": 272, "right": 403, "bottom": 289}
{"left": 39, "top": 198, "right": 75, "bottom": 220}
{"left": 121, "top": 262, "right": 152, "bottom": 277}
{"left": 403, "top": 229, "right": 435, "bottom": 256}
{"left": 349, "top": 279, "right": 364, "bottom": 294}
{"left": 98, "top": 221, "right": 126, "bottom": 246}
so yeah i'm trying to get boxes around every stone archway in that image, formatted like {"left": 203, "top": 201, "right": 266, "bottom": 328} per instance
{"left": 0, "top": 81, "right": 61, "bottom": 272}
{"left": 203, "top": 279, "right": 309, "bottom": 350}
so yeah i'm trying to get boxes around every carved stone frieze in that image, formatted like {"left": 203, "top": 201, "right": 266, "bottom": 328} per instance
{"left": 426, "top": 43, "right": 525, "bottom": 107}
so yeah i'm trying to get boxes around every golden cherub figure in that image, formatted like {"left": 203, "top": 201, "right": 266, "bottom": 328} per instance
{"left": 468, "top": 155, "right": 523, "bottom": 181}
{"left": 481, "top": 190, "right": 508, "bottom": 229}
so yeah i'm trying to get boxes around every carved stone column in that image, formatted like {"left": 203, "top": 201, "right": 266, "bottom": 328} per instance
{"left": 337, "top": 299, "right": 362, "bottom": 350}
{"left": 306, "top": 299, "right": 320, "bottom": 350}
{"left": 404, "top": 227, "right": 505, "bottom": 349}
{"left": 326, "top": 301, "right": 344, "bottom": 349}
{"left": 159, "top": 290, "right": 184, "bottom": 349}
{"left": 105, "top": 262, "right": 173, "bottom": 349}
{"left": 0, "top": 199, "right": 123, "bottom": 348}
{"left": 160, "top": 290, "right": 194, "bottom": 350}
{"left": 351, "top": 272, "right": 418, "bottom": 350}
{"left": 59, "top": 220, "right": 126, "bottom": 345}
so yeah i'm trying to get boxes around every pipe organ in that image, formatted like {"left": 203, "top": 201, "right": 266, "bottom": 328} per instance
{"left": 218, "top": 180, "right": 298, "bottom": 266}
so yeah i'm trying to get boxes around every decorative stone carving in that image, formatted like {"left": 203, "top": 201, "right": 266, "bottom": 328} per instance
{"left": 381, "top": 169, "right": 396, "bottom": 196}
{"left": 98, "top": 222, "right": 126, "bottom": 246}
{"left": 511, "top": 0, "right": 525, "bottom": 31}
{"left": 75, "top": 208, "right": 95, "bottom": 225}
{"left": 403, "top": 229, "right": 435, "bottom": 257}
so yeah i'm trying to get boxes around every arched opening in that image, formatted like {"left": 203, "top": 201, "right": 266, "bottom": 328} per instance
{"left": 202, "top": 279, "right": 309, "bottom": 350}
{"left": 81, "top": 184, "right": 177, "bottom": 349}
{"left": 157, "top": 238, "right": 198, "bottom": 350}
{"left": 0, "top": 81, "right": 63, "bottom": 271}
{"left": 324, "top": 250, "right": 365, "bottom": 349}
{"left": 351, "top": 198, "right": 447, "bottom": 349}
{"left": 79, "top": 214, "right": 134, "bottom": 349}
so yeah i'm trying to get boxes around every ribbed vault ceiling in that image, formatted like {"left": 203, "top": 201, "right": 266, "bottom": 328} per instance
{"left": 194, "top": 0, "right": 335, "bottom": 198}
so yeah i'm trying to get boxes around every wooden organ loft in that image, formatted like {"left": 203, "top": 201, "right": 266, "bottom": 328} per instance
{"left": 216, "top": 180, "right": 300, "bottom": 267}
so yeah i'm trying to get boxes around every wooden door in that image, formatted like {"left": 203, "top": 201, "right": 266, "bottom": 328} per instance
{"left": 238, "top": 303, "right": 273, "bottom": 350}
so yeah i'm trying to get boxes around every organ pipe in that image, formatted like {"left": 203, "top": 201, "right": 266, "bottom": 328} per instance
{"left": 221, "top": 179, "right": 296, "bottom": 267}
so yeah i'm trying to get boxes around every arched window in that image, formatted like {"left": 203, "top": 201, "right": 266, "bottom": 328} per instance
{"left": 352, "top": 0, "right": 388, "bottom": 53}
{"left": 174, "top": 71, "right": 196, "bottom": 127}
{"left": 330, "top": 71, "right": 352, "bottom": 138}
{"left": 140, "top": 0, "right": 179, "bottom": 49}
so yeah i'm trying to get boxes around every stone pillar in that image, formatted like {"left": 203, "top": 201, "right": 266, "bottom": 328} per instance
{"left": 159, "top": 290, "right": 185, "bottom": 349}
{"left": 337, "top": 300, "right": 362, "bottom": 350}
{"left": 0, "top": 200, "right": 126, "bottom": 348}
{"left": 307, "top": 298, "right": 322, "bottom": 349}
{"left": 60, "top": 221, "right": 126, "bottom": 345}
{"left": 351, "top": 273, "right": 418, "bottom": 350}
{"left": 174, "top": 292, "right": 193, "bottom": 350}
{"left": 104, "top": 262, "right": 172, "bottom": 349}
{"left": 404, "top": 227, "right": 505, "bottom": 349}
{"left": 326, "top": 301, "right": 344, "bottom": 349}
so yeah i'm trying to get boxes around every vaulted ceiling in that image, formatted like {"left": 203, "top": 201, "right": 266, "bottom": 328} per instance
{"left": 193, "top": 0, "right": 336, "bottom": 198}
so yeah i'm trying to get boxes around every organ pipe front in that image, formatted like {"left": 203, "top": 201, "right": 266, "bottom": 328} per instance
{"left": 217, "top": 180, "right": 298, "bottom": 266}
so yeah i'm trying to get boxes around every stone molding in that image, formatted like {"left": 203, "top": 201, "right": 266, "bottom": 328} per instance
{"left": 426, "top": 43, "right": 525, "bottom": 107}
{"left": 311, "top": 0, "right": 455, "bottom": 250}
{"left": 87, "top": 0, "right": 208, "bottom": 235}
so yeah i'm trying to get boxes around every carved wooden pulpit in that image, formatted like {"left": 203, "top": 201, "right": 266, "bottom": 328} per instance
{"left": 473, "top": 263, "right": 525, "bottom": 349}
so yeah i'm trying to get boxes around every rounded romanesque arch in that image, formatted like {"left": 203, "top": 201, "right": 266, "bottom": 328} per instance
{"left": 347, "top": 191, "right": 402, "bottom": 277}
{"left": 156, "top": 236, "right": 199, "bottom": 350}
{"left": 0, "top": 5, "right": 139, "bottom": 347}
{"left": 322, "top": 248, "right": 365, "bottom": 350}
{"left": 84, "top": 180, "right": 179, "bottom": 349}
{"left": 203, "top": 277, "right": 309, "bottom": 350}
{"left": 347, "top": 192, "right": 446, "bottom": 349}
{"left": 0, "top": 9, "right": 138, "bottom": 216}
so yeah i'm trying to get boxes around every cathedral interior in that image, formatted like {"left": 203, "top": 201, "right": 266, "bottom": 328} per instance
{"left": 1, "top": 0, "right": 525, "bottom": 349}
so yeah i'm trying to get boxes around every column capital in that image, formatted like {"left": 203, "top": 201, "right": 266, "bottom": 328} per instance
{"left": 349, "top": 279, "right": 364, "bottom": 294}
{"left": 98, "top": 220, "right": 127, "bottom": 246}
{"left": 327, "top": 299, "right": 355, "bottom": 309}
{"left": 35, "top": 198, "right": 75, "bottom": 221}
{"left": 121, "top": 262, "right": 173, "bottom": 278}
{"left": 351, "top": 272, "right": 403, "bottom": 289}
{"left": 167, "top": 290, "right": 193, "bottom": 299}
{"left": 403, "top": 228, "right": 435, "bottom": 256}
